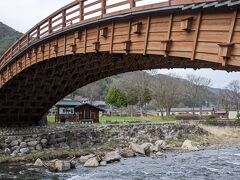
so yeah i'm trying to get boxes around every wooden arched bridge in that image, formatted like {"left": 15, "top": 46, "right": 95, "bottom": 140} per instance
{"left": 0, "top": 0, "right": 240, "bottom": 126}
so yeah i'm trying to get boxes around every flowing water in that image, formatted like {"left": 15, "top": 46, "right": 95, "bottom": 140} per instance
{"left": 1, "top": 146, "right": 240, "bottom": 180}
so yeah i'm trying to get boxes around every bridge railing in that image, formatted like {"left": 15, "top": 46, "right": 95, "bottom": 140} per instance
{"left": 0, "top": 0, "right": 217, "bottom": 70}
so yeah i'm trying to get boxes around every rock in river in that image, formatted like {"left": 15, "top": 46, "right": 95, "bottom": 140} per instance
{"left": 120, "top": 148, "right": 135, "bottom": 157}
{"left": 181, "top": 139, "right": 199, "bottom": 151}
{"left": 34, "top": 158, "right": 44, "bottom": 167}
{"left": 55, "top": 160, "right": 71, "bottom": 172}
{"left": 129, "top": 143, "right": 145, "bottom": 155}
{"left": 84, "top": 157, "right": 99, "bottom": 167}
{"left": 79, "top": 154, "right": 96, "bottom": 164}
{"left": 45, "top": 159, "right": 71, "bottom": 172}
{"left": 103, "top": 151, "right": 121, "bottom": 163}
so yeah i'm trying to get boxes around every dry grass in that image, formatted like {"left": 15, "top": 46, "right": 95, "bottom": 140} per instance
{"left": 199, "top": 125, "right": 240, "bottom": 144}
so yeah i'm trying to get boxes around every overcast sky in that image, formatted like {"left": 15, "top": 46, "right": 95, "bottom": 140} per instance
{"left": 0, "top": 0, "right": 239, "bottom": 89}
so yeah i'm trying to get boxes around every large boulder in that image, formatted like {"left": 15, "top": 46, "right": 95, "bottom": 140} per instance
{"left": 150, "top": 140, "right": 166, "bottom": 152}
{"left": 129, "top": 143, "right": 145, "bottom": 155}
{"left": 55, "top": 160, "right": 71, "bottom": 172}
{"left": 34, "top": 158, "right": 44, "bottom": 167}
{"left": 155, "top": 140, "right": 166, "bottom": 150}
{"left": 45, "top": 159, "right": 58, "bottom": 172}
{"left": 141, "top": 143, "right": 153, "bottom": 156}
{"left": 70, "top": 159, "right": 76, "bottom": 169}
{"left": 100, "top": 161, "right": 107, "bottom": 166}
{"left": 45, "top": 159, "right": 71, "bottom": 172}
{"left": 181, "top": 140, "right": 199, "bottom": 151}
{"left": 79, "top": 154, "right": 95, "bottom": 164}
{"left": 150, "top": 145, "right": 159, "bottom": 152}
{"left": 84, "top": 157, "right": 99, "bottom": 167}
{"left": 103, "top": 151, "right": 121, "bottom": 163}
{"left": 120, "top": 148, "right": 135, "bottom": 157}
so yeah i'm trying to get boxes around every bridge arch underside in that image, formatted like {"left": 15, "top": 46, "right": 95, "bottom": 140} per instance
{"left": 0, "top": 53, "right": 239, "bottom": 127}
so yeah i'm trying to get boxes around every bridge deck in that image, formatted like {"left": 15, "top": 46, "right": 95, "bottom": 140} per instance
{"left": 0, "top": 0, "right": 227, "bottom": 70}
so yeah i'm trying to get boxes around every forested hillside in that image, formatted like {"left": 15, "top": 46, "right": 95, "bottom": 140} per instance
{"left": 0, "top": 22, "right": 22, "bottom": 56}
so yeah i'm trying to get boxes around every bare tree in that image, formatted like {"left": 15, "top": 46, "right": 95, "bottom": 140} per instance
{"left": 151, "top": 74, "right": 181, "bottom": 118}
{"left": 185, "top": 74, "right": 211, "bottom": 114}
{"left": 218, "top": 90, "right": 231, "bottom": 117}
{"left": 76, "top": 82, "right": 101, "bottom": 103}
{"left": 225, "top": 80, "right": 240, "bottom": 119}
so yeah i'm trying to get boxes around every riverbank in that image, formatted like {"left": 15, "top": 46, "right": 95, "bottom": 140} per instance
{"left": 0, "top": 122, "right": 240, "bottom": 166}
{"left": 0, "top": 123, "right": 206, "bottom": 163}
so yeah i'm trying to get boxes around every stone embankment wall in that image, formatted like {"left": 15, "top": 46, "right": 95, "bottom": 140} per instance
{"left": 0, "top": 123, "right": 206, "bottom": 157}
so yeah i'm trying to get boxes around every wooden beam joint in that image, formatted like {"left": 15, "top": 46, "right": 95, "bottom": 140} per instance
{"left": 181, "top": 17, "right": 193, "bottom": 31}
{"left": 100, "top": 27, "right": 108, "bottom": 38}
{"left": 123, "top": 40, "right": 131, "bottom": 52}
{"left": 92, "top": 41, "right": 100, "bottom": 52}
{"left": 133, "top": 22, "right": 142, "bottom": 34}
{"left": 218, "top": 43, "right": 234, "bottom": 66}
{"left": 161, "top": 40, "right": 172, "bottom": 57}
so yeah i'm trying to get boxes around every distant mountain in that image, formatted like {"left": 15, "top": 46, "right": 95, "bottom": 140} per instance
{"left": 208, "top": 87, "right": 222, "bottom": 95}
{"left": 0, "top": 22, "right": 22, "bottom": 56}
{"left": 72, "top": 71, "right": 221, "bottom": 107}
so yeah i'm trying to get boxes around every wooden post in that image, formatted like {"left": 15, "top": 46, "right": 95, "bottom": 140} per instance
{"left": 102, "top": 0, "right": 106, "bottom": 16}
{"left": 110, "top": 22, "right": 115, "bottom": 53}
{"left": 218, "top": 9, "right": 238, "bottom": 66}
{"left": 62, "top": 9, "right": 66, "bottom": 29}
{"left": 48, "top": 18, "right": 52, "bottom": 34}
{"left": 37, "top": 26, "right": 40, "bottom": 39}
{"left": 80, "top": 0, "right": 84, "bottom": 21}
{"left": 130, "top": 0, "right": 135, "bottom": 8}
{"left": 191, "top": 12, "right": 202, "bottom": 60}
{"left": 27, "top": 33, "right": 30, "bottom": 45}
{"left": 143, "top": 15, "right": 151, "bottom": 55}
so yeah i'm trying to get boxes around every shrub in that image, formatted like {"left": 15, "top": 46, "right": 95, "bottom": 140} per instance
{"left": 236, "top": 113, "right": 240, "bottom": 120}
{"left": 207, "top": 115, "right": 216, "bottom": 121}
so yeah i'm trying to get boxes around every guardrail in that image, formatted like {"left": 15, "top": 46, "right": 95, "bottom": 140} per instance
{"left": 0, "top": 0, "right": 217, "bottom": 70}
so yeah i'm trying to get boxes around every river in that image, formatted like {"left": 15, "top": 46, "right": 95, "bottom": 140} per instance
{"left": 1, "top": 146, "right": 240, "bottom": 180}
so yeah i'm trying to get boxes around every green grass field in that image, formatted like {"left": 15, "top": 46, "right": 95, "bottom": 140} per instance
{"left": 99, "top": 116, "right": 175, "bottom": 124}
{"left": 47, "top": 115, "right": 176, "bottom": 125}
{"left": 47, "top": 116, "right": 55, "bottom": 124}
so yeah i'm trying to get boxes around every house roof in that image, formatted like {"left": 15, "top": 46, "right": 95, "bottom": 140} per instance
{"left": 75, "top": 103, "right": 105, "bottom": 112}
{"left": 170, "top": 107, "right": 214, "bottom": 112}
{"left": 56, "top": 99, "right": 81, "bottom": 107}
{"left": 92, "top": 100, "right": 106, "bottom": 107}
